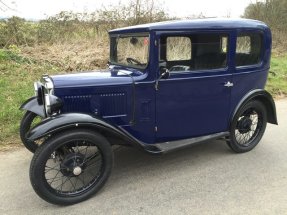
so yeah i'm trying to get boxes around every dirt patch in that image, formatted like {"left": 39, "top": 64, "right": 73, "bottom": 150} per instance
{"left": 0, "top": 143, "right": 23, "bottom": 153}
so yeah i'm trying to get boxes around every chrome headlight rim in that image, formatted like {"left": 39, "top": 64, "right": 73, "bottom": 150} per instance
{"left": 44, "top": 94, "right": 63, "bottom": 116}
{"left": 44, "top": 94, "right": 51, "bottom": 115}
{"left": 42, "top": 75, "right": 54, "bottom": 116}
{"left": 34, "top": 81, "right": 44, "bottom": 105}
{"left": 33, "top": 75, "right": 55, "bottom": 116}
{"left": 42, "top": 75, "right": 54, "bottom": 95}
{"left": 33, "top": 82, "right": 38, "bottom": 96}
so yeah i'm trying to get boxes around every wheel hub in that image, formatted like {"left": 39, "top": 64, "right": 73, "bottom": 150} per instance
{"left": 237, "top": 117, "right": 252, "bottom": 134}
{"left": 60, "top": 153, "right": 85, "bottom": 177}
{"left": 73, "top": 166, "right": 82, "bottom": 176}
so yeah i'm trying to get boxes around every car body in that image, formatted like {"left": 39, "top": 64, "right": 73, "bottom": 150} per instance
{"left": 20, "top": 18, "right": 277, "bottom": 205}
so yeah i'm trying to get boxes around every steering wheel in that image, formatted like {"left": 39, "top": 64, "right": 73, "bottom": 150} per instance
{"left": 126, "top": 57, "right": 141, "bottom": 65}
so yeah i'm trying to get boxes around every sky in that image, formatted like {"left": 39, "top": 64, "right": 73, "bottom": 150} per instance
{"left": 0, "top": 0, "right": 256, "bottom": 20}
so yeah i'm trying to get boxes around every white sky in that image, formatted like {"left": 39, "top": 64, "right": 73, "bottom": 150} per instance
{"left": 0, "top": 0, "right": 256, "bottom": 20}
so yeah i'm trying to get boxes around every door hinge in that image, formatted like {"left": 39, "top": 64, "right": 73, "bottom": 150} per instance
{"left": 155, "top": 126, "right": 158, "bottom": 132}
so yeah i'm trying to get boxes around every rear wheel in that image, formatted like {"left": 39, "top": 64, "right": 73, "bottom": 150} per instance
{"left": 227, "top": 100, "right": 267, "bottom": 153}
{"left": 29, "top": 129, "right": 113, "bottom": 205}
{"left": 20, "top": 111, "right": 42, "bottom": 153}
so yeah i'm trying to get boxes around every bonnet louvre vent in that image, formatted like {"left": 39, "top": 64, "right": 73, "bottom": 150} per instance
{"left": 61, "top": 93, "right": 127, "bottom": 117}
{"left": 100, "top": 93, "right": 127, "bottom": 116}
{"left": 63, "top": 95, "right": 91, "bottom": 112}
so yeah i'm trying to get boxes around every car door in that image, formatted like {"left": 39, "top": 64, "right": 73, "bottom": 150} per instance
{"left": 155, "top": 32, "right": 232, "bottom": 142}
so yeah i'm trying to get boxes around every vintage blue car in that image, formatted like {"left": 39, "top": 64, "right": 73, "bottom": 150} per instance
{"left": 20, "top": 18, "right": 277, "bottom": 205}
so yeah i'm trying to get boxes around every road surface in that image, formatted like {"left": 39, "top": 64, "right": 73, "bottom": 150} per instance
{"left": 1, "top": 99, "right": 287, "bottom": 214}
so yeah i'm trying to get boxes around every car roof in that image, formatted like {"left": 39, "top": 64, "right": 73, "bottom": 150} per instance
{"left": 109, "top": 18, "right": 269, "bottom": 34}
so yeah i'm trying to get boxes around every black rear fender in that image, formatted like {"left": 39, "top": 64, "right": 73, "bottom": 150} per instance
{"left": 232, "top": 89, "right": 278, "bottom": 125}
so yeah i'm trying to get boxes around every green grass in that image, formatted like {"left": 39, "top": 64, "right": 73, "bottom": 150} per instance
{"left": 266, "top": 55, "right": 287, "bottom": 96}
{"left": 0, "top": 49, "right": 59, "bottom": 146}
{"left": 0, "top": 49, "right": 286, "bottom": 147}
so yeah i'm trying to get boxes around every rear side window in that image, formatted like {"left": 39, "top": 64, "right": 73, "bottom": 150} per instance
{"left": 236, "top": 33, "right": 263, "bottom": 67}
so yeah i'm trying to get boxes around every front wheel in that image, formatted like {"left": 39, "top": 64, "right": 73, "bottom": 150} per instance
{"left": 30, "top": 129, "right": 113, "bottom": 205}
{"left": 227, "top": 100, "right": 267, "bottom": 153}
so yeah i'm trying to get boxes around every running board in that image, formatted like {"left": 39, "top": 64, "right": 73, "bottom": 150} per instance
{"left": 144, "top": 132, "right": 229, "bottom": 154}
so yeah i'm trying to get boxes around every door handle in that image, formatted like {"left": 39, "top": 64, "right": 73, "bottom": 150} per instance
{"left": 224, "top": 81, "right": 234, "bottom": 87}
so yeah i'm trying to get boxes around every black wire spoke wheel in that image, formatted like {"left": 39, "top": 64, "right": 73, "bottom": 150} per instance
{"left": 30, "top": 130, "right": 113, "bottom": 205}
{"left": 235, "top": 110, "right": 262, "bottom": 146}
{"left": 45, "top": 142, "right": 103, "bottom": 194}
{"left": 228, "top": 100, "right": 267, "bottom": 153}
{"left": 20, "top": 111, "right": 43, "bottom": 153}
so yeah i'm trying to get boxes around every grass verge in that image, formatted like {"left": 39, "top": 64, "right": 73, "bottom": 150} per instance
{"left": 266, "top": 55, "right": 287, "bottom": 97}
{"left": 0, "top": 49, "right": 60, "bottom": 147}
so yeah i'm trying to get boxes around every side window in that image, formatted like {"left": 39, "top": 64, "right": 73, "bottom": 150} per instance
{"left": 221, "top": 37, "right": 228, "bottom": 53}
{"left": 160, "top": 34, "right": 228, "bottom": 72}
{"left": 166, "top": 37, "right": 191, "bottom": 61}
{"left": 236, "top": 36, "right": 251, "bottom": 53}
{"left": 236, "top": 33, "right": 262, "bottom": 67}
{"left": 192, "top": 35, "right": 228, "bottom": 70}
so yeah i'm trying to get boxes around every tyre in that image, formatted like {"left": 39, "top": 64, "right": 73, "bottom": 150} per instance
{"left": 30, "top": 129, "right": 113, "bottom": 205}
{"left": 20, "top": 111, "right": 42, "bottom": 153}
{"left": 227, "top": 100, "right": 267, "bottom": 153}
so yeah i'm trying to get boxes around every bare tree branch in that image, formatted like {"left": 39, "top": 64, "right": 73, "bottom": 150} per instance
{"left": 0, "top": 5, "right": 5, "bottom": 11}
{"left": 0, "top": 0, "right": 17, "bottom": 12}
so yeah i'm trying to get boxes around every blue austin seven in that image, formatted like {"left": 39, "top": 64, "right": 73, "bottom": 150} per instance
{"left": 20, "top": 18, "right": 277, "bottom": 205}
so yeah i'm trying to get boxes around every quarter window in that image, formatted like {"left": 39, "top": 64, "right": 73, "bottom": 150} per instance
{"left": 236, "top": 33, "right": 262, "bottom": 67}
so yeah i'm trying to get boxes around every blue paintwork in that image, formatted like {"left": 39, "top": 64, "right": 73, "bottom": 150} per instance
{"left": 230, "top": 28, "right": 272, "bottom": 114}
{"left": 109, "top": 18, "right": 269, "bottom": 34}
{"left": 51, "top": 68, "right": 144, "bottom": 88}
{"left": 155, "top": 72, "right": 232, "bottom": 142}
{"left": 40, "top": 18, "right": 272, "bottom": 145}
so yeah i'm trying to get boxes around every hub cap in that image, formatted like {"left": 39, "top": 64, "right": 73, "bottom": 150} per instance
{"left": 237, "top": 117, "right": 252, "bottom": 134}
{"left": 73, "top": 166, "right": 82, "bottom": 176}
{"left": 235, "top": 108, "right": 263, "bottom": 146}
{"left": 60, "top": 153, "right": 85, "bottom": 177}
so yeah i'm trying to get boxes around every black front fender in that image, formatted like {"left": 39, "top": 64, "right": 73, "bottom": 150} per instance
{"left": 26, "top": 113, "right": 144, "bottom": 148}
{"left": 20, "top": 97, "right": 46, "bottom": 118}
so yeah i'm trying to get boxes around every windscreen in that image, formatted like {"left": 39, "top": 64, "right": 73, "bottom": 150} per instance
{"left": 110, "top": 34, "right": 149, "bottom": 69}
